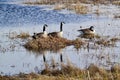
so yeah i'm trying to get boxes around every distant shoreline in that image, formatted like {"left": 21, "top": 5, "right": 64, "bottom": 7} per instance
{"left": 23, "top": 0, "right": 120, "bottom": 5}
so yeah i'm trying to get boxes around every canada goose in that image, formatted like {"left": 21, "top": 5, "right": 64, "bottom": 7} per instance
{"left": 32, "top": 24, "right": 48, "bottom": 39}
{"left": 77, "top": 26, "right": 95, "bottom": 35}
{"left": 48, "top": 22, "right": 65, "bottom": 38}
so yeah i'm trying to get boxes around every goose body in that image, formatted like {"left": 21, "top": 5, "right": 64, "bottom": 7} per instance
{"left": 78, "top": 26, "right": 95, "bottom": 35}
{"left": 48, "top": 22, "right": 65, "bottom": 38}
{"left": 32, "top": 24, "right": 48, "bottom": 39}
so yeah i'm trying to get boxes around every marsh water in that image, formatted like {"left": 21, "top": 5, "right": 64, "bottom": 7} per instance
{"left": 0, "top": 0, "right": 120, "bottom": 75}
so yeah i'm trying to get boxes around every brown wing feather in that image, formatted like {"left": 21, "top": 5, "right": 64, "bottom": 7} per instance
{"left": 78, "top": 28, "right": 90, "bottom": 31}
{"left": 78, "top": 28, "right": 93, "bottom": 34}
{"left": 48, "top": 32, "right": 58, "bottom": 37}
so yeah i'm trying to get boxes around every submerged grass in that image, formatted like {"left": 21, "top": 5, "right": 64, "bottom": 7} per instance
{"left": 17, "top": 32, "right": 30, "bottom": 39}
{"left": 95, "top": 37, "right": 120, "bottom": 47}
{"left": 8, "top": 31, "right": 30, "bottom": 39}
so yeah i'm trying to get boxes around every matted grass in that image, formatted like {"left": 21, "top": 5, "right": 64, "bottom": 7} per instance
{"left": 24, "top": 36, "right": 84, "bottom": 52}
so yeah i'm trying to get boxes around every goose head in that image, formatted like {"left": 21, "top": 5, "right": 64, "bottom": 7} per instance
{"left": 89, "top": 26, "right": 94, "bottom": 31}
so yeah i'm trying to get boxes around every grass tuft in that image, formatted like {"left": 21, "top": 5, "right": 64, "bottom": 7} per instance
{"left": 41, "top": 64, "right": 83, "bottom": 77}
{"left": 74, "top": 4, "right": 88, "bottom": 14}
{"left": 1, "top": 64, "right": 120, "bottom": 79}
{"left": 95, "top": 38, "right": 117, "bottom": 47}
{"left": 24, "top": 36, "right": 84, "bottom": 52}
{"left": 87, "top": 64, "right": 107, "bottom": 77}
{"left": 17, "top": 32, "right": 30, "bottom": 39}
{"left": 53, "top": 4, "right": 65, "bottom": 10}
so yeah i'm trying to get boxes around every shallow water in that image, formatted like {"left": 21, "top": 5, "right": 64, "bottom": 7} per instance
{"left": 0, "top": 1, "right": 120, "bottom": 75}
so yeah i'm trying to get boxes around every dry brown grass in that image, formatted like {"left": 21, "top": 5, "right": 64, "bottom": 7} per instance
{"left": 24, "top": 0, "right": 117, "bottom": 5}
{"left": 67, "top": 4, "right": 88, "bottom": 14}
{"left": 1, "top": 64, "right": 120, "bottom": 80}
{"left": 110, "top": 37, "right": 120, "bottom": 42}
{"left": 87, "top": 64, "right": 108, "bottom": 79}
{"left": 17, "top": 32, "right": 30, "bottom": 39}
{"left": 41, "top": 64, "right": 83, "bottom": 77}
{"left": 24, "top": 36, "right": 84, "bottom": 52}
{"left": 24, "top": 0, "right": 89, "bottom": 14}
{"left": 24, "top": 0, "right": 62, "bottom": 5}
{"left": 96, "top": 39, "right": 111, "bottom": 46}
{"left": 24, "top": 0, "right": 120, "bottom": 15}
{"left": 53, "top": 4, "right": 66, "bottom": 10}
{"left": 8, "top": 31, "right": 30, "bottom": 39}
{"left": 53, "top": 3, "right": 88, "bottom": 14}
{"left": 8, "top": 31, "right": 18, "bottom": 39}
{"left": 78, "top": 34, "right": 120, "bottom": 47}
{"left": 94, "top": 36, "right": 120, "bottom": 47}
{"left": 113, "top": 1, "right": 120, "bottom": 6}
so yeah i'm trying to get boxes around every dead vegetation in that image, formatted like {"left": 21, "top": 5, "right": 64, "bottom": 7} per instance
{"left": 78, "top": 33, "right": 120, "bottom": 47}
{"left": 23, "top": 33, "right": 120, "bottom": 52}
{"left": 95, "top": 37, "right": 120, "bottom": 47}
{"left": 67, "top": 4, "right": 88, "bottom": 14}
{"left": 1, "top": 64, "right": 120, "bottom": 80}
{"left": 96, "top": 39, "right": 114, "bottom": 47}
{"left": 53, "top": 3, "right": 88, "bottom": 14}
{"left": 24, "top": 36, "right": 84, "bottom": 52}
{"left": 24, "top": 0, "right": 89, "bottom": 14}
{"left": 24, "top": 0, "right": 120, "bottom": 14}
{"left": 8, "top": 31, "right": 30, "bottom": 39}
{"left": 17, "top": 32, "right": 30, "bottom": 39}
{"left": 41, "top": 64, "right": 83, "bottom": 77}
{"left": 112, "top": 1, "right": 120, "bottom": 6}
{"left": 24, "top": 0, "right": 119, "bottom": 5}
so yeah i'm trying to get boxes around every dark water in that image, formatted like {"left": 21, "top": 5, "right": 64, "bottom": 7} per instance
{"left": 0, "top": 0, "right": 120, "bottom": 76}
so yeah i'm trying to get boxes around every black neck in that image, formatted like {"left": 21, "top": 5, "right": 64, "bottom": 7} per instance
{"left": 43, "top": 26, "right": 46, "bottom": 32}
{"left": 60, "top": 22, "right": 63, "bottom": 31}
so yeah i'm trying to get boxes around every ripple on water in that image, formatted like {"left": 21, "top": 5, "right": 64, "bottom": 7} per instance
{"left": 0, "top": 3, "right": 97, "bottom": 27}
